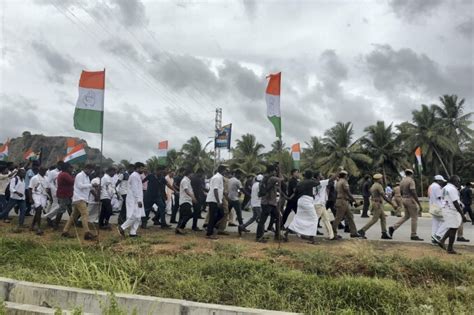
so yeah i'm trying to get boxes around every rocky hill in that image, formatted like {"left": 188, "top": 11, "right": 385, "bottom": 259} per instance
{"left": 1, "top": 132, "right": 113, "bottom": 167}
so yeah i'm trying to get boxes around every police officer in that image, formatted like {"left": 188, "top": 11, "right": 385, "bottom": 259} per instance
{"left": 331, "top": 170, "right": 364, "bottom": 239}
{"left": 388, "top": 169, "right": 423, "bottom": 241}
{"left": 358, "top": 174, "right": 396, "bottom": 239}
{"left": 391, "top": 182, "right": 402, "bottom": 217}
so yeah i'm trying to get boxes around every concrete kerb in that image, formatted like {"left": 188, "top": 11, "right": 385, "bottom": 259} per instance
{"left": 0, "top": 277, "right": 300, "bottom": 315}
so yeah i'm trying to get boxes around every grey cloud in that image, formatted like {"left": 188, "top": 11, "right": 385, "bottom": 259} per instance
{"left": 111, "top": 0, "right": 148, "bottom": 28}
{"left": 0, "top": 95, "right": 41, "bottom": 136}
{"left": 100, "top": 38, "right": 144, "bottom": 63}
{"left": 31, "top": 40, "right": 80, "bottom": 84}
{"left": 242, "top": 0, "right": 257, "bottom": 21}
{"left": 389, "top": 0, "right": 442, "bottom": 21}
{"left": 218, "top": 60, "right": 264, "bottom": 100}
{"left": 456, "top": 18, "right": 474, "bottom": 39}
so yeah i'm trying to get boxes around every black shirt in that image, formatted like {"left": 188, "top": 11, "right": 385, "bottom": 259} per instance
{"left": 461, "top": 188, "right": 472, "bottom": 206}
{"left": 362, "top": 180, "right": 371, "bottom": 197}
{"left": 144, "top": 174, "right": 167, "bottom": 201}
{"left": 288, "top": 177, "right": 299, "bottom": 201}
{"left": 295, "top": 179, "right": 319, "bottom": 198}
{"left": 190, "top": 174, "right": 206, "bottom": 201}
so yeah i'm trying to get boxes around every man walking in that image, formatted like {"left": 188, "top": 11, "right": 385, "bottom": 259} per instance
{"left": 29, "top": 167, "right": 52, "bottom": 235}
{"left": 361, "top": 175, "right": 371, "bottom": 218}
{"left": 388, "top": 169, "right": 423, "bottom": 241}
{"left": 460, "top": 182, "right": 473, "bottom": 223}
{"left": 238, "top": 174, "right": 262, "bottom": 235}
{"left": 358, "top": 174, "right": 396, "bottom": 240}
{"left": 99, "top": 167, "right": 116, "bottom": 230}
{"left": 0, "top": 169, "right": 27, "bottom": 232}
{"left": 118, "top": 162, "right": 146, "bottom": 238}
{"left": 205, "top": 165, "right": 226, "bottom": 239}
{"left": 62, "top": 164, "right": 97, "bottom": 241}
{"left": 142, "top": 166, "right": 171, "bottom": 229}
{"left": 281, "top": 169, "right": 299, "bottom": 228}
{"left": 0, "top": 166, "right": 16, "bottom": 213}
{"left": 391, "top": 182, "right": 402, "bottom": 217}
{"left": 190, "top": 168, "right": 206, "bottom": 231}
{"left": 176, "top": 168, "right": 197, "bottom": 234}
{"left": 53, "top": 163, "right": 74, "bottom": 230}
{"left": 228, "top": 169, "right": 244, "bottom": 227}
{"left": 256, "top": 165, "right": 282, "bottom": 243}
{"left": 429, "top": 175, "right": 447, "bottom": 244}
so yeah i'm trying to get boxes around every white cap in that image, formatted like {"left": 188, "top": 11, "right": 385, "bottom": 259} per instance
{"left": 434, "top": 175, "right": 446, "bottom": 182}
{"left": 91, "top": 178, "right": 101, "bottom": 185}
{"left": 256, "top": 174, "right": 264, "bottom": 181}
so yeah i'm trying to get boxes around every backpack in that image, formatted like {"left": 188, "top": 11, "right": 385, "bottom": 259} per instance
{"left": 4, "top": 176, "right": 19, "bottom": 201}
{"left": 258, "top": 176, "right": 272, "bottom": 198}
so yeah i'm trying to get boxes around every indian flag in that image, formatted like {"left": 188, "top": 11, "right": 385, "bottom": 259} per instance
{"left": 291, "top": 143, "right": 300, "bottom": 169}
{"left": 74, "top": 70, "right": 105, "bottom": 134}
{"left": 265, "top": 72, "right": 281, "bottom": 138}
{"left": 415, "top": 147, "right": 422, "bottom": 172}
{"left": 23, "top": 149, "right": 39, "bottom": 161}
{"left": 64, "top": 144, "right": 87, "bottom": 164}
{"left": 0, "top": 140, "right": 9, "bottom": 161}
{"left": 66, "top": 138, "right": 76, "bottom": 154}
{"left": 157, "top": 141, "right": 168, "bottom": 165}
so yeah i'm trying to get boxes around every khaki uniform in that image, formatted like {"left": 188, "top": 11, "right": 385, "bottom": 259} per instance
{"left": 392, "top": 186, "right": 402, "bottom": 216}
{"left": 217, "top": 177, "right": 230, "bottom": 232}
{"left": 361, "top": 182, "right": 387, "bottom": 233}
{"left": 332, "top": 178, "right": 357, "bottom": 235}
{"left": 393, "top": 176, "right": 418, "bottom": 236}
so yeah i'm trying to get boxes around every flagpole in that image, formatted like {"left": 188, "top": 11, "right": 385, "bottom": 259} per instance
{"left": 96, "top": 68, "right": 106, "bottom": 244}
{"left": 277, "top": 135, "right": 283, "bottom": 249}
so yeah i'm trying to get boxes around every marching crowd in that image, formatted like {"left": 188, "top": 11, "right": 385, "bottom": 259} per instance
{"left": 0, "top": 160, "right": 472, "bottom": 254}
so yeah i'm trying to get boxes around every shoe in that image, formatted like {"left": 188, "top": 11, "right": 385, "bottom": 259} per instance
{"left": 61, "top": 232, "right": 74, "bottom": 238}
{"left": 170, "top": 220, "right": 178, "bottom": 224}
{"left": 410, "top": 236, "right": 424, "bottom": 241}
{"left": 351, "top": 233, "right": 366, "bottom": 239}
{"left": 330, "top": 235, "right": 342, "bottom": 241}
{"left": 256, "top": 238, "right": 268, "bottom": 243}
{"left": 338, "top": 224, "right": 345, "bottom": 230}
{"left": 175, "top": 228, "right": 187, "bottom": 235}
{"left": 84, "top": 232, "right": 97, "bottom": 241}
{"left": 153, "top": 221, "right": 161, "bottom": 226}
{"left": 192, "top": 227, "right": 203, "bottom": 232}
{"left": 344, "top": 227, "right": 350, "bottom": 233}
{"left": 357, "top": 229, "right": 366, "bottom": 237}
{"left": 99, "top": 225, "right": 112, "bottom": 231}
{"left": 431, "top": 240, "right": 438, "bottom": 246}
{"left": 217, "top": 231, "right": 229, "bottom": 236}
{"left": 238, "top": 225, "right": 243, "bottom": 237}
{"left": 381, "top": 232, "right": 392, "bottom": 240}
{"left": 161, "top": 224, "right": 172, "bottom": 229}
{"left": 388, "top": 226, "right": 395, "bottom": 238}
{"left": 317, "top": 231, "right": 324, "bottom": 236}
{"left": 206, "top": 235, "right": 218, "bottom": 240}
{"left": 361, "top": 214, "right": 369, "bottom": 218}
{"left": 228, "top": 223, "right": 238, "bottom": 227}
{"left": 457, "top": 237, "right": 470, "bottom": 242}
{"left": 447, "top": 249, "right": 460, "bottom": 255}
{"left": 243, "top": 228, "right": 250, "bottom": 233}
{"left": 431, "top": 234, "right": 441, "bottom": 243}
{"left": 117, "top": 226, "right": 125, "bottom": 237}
{"left": 25, "top": 213, "right": 32, "bottom": 217}
{"left": 203, "top": 224, "right": 208, "bottom": 228}
{"left": 129, "top": 234, "right": 140, "bottom": 238}
{"left": 36, "top": 229, "right": 44, "bottom": 236}
{"left": 46, "top": 218, "right": 54, "bottom": 227}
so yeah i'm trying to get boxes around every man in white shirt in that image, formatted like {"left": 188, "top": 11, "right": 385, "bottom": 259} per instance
{"left": 29, "top": 167, "right": 52, "bottom": 235}
{"left": 205, "top": 164, "right": 226, "bottom": 239}
{"left": 116, "top": 165, "right": 133, "bottom": 225}
{"left": 428, "top": 175, "right": 446, "bottom": 244}
{"left": 176, "top": 168, "right": 197, "bottom": 234}
{"left": 228, "top": 170, "right": 244, "bottom": 227}
{"left": 99, "top": 167, "right": 116, "bottom": 230}
{"left": 43, "top": 162, "right": 62, "bottom": 227}
{"left": 88, "top": 177, "right": 101, "bottom": 224}
{"left": 313, "top": 173, "right": 334, "bottom": 240}
{"left": 238, "top": 174, "right": 262, "bottom": 235}
{"left": 0, "top": 166, "right": 17, "bottom": 213}
{"left": 118, "top": 162, "right": 146, "bottom": 237}
{"left": 434, "top": 175, "right": 466, "bottom": 254}
{"left": 0, "top": 168, "right": 27, "bottom": 231}
{"left": 62, "top": 164, "right": 98, "bottom": 241}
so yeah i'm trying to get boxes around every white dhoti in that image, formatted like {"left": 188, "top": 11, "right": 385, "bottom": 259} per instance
{"left": 32, "top": 194, "right": 48, "bottom": 209}
{"left": 436, "top": 208, "right": 462, "bottom": 238}
{"left": 121, "top": 198, "right": 146, "bottom": 236}
{"left": 289, "top": 196, "right": 319, "bottom": 236}
{"left": 88, "top": 203, "right": 100, "bottom": 223}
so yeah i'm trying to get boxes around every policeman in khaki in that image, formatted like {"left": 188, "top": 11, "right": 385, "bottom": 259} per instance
{"left": 391, "top": 182, "right": 402, "bottom": 217}
{"left": 389, "top": 169, "right": 424, "bottom": 241}
{"left": 358, "top": 174, "right": 396, "bottom": 239}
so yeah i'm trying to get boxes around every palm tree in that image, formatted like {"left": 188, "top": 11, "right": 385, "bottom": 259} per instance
{"left": 397, "top": 105, "right": 456, "bottom": 177}
{"left": 166, "top": 148, "right": 182, "bottom": 170}
{"left": 233, "top": 134, "right": 265, "bottom": 174}
{"left": 432, "top": 95, "right": 473, "bottom": 174}
{"left": 301, "top": 136, "right": 325, "bottom": 170}
{"left": 146, "top": 156, "right": 161, "bottom": 173}
{"left": 360, "top": 121, "right": 409, "bottom": 183}
{"left": 317, "top": 122, "right": 372, "bottom": 176}
{"left": 181, "top": 136, "right": 213, "bottom": 173}
{"left": 119, "top": 159, "right": 131, "bottom": 168}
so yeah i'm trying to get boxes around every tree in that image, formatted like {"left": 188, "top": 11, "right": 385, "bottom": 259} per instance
{"left": 146, "top": 156, "right": 161, "bottom": 173}
{"left": 181, "top": 136, "right": 213, "bottom": 173}
{"left": 233, "top": 134, "right": 265, "bottom": 174}
{"left": 398, "top": 105, "right": 456, "bottom": 177}
{"left": 301, "top": 136, "right": 325, "bottom": 170}
{"left": 166, "top": 148, "right": 182, "bottom": 170}
{"left": 317, "top": 122, "right": 372, "bottom": 176}
{"left": 119, "top": 159, "right": 131, "bottom": 168}
{"left": 360, "top": 121, "right": 409, "bottom": 183}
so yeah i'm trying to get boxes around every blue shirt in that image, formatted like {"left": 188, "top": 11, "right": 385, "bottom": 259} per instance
{"left": 25, "top": 169, "right": 35, "bottom": 189}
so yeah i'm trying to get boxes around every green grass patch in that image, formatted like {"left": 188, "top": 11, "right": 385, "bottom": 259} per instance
{"left": 0, "top": 237, "right": 472, "bottom": 314}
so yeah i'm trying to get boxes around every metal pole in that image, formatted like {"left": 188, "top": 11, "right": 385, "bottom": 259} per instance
{"left": 96, "top": 68, "right": 106, "bottom": 244}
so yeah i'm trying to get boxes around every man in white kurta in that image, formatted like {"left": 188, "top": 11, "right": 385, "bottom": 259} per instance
{"left": 428, "top": 175, "right": 446, "bottom": 244}
{"left": 119, "top": 162, "right": 145, "bottom": 237}
{"left": 29, "top": 167, "right": 51, "bottom": 235}
{"left": 313, "top": 173, "right": 334, "bottom": 240}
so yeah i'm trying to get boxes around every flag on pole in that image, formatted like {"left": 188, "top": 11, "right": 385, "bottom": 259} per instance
{"left": 66, "top": 138, "right": 76, "bottom": 154}
{"left": 0, "top": 140, "right": 9, "bottom": 161}
{"left": 64, "top": 144, "right": 87, "bottom": 164}
{"left": 291, "top": 143, "right": 301, "bottom": 169}
{"left": 74, "top": 70, "right": 105, "bottom": 134}
{"left": 265, "top": 72, "right": 281, "bottom": 138}
{"left": 23, "top": 149, "right": 39, "bottom": 161}
{"left": 415, "top": 147, "right": 423, "bottom": 172}
{"left": 157, "top": 141, "right": 168, "bottom": 165}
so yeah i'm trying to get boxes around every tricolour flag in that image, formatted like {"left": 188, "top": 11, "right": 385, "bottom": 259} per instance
{"left": 23, "top": 149, "right": 39, "bottom": 161}
{"left": 291, "top": 143, "right": 301, "bottom": 169}
{"left": 265, "top": 72, "right": 281, "bottom": 138}
{"left": 66, "top": 138, "right": 76, "bottom": 154}
{"left": 415, "top": 147, "right": 423, "bottom": 172}
{"left": 157, "top": 141, "right": 168, "bottom": 157}
{"left": 64, "top": 144, "right": 87, "bottom": 164}
{"left": 74, "top": 70, "right": 105, "bottom": 134}
{"left": 0, "top": 140, "right": 9, "bottom": 161}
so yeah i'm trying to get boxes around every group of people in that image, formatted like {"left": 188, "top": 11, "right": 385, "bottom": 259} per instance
{"left": 0, "top": 160, "right": 472, "bottom": 253}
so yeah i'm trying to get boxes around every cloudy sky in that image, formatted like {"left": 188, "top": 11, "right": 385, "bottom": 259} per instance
{"left": 0, "top": 0, "right": 473, "bottom": 162}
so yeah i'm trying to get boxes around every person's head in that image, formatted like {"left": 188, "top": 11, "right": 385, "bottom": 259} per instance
{"left": 448, "top": 175, "right": 461, "bottom": 188}
{"left": 56, "top": 161, "right": 65, "bottom": 170}
{"left": 466, "top": 182, "right": 472, "bottom": 188}
{"left": 134, "top": 162, "right": 145, "bottom": 174}
{"left": 291, "top": 169, "right": 299, "bottom": 178}
{"left": 183, "top": 168, "right": 193, "bottom": 177}
{"left": 339, "top": 170, "right": 348, "bottom": 179}
{"left": 373, "top": 173, "right": 383, "bottom": 183}
{"left": 434, "top": 175, "right": 447, "bottom": 185}
{"left": 17, "top": 168, "right": 26, "bottom": 179}
{"left": 106, "top": 167, "right": 116, "bottom": 176}
{"left": 127, "top": 164, "right": 135, "bottom": 173}
{"left": 364, "top": 174, "right": 371, "bottom": 181}
{"left": 156, "top": 165, "right": 166, "bottom": 176}
{"left": 48, "top": 165, "right": 56, "bottom": 171}
{"left": 303, "top": 169, "right": 313, "bottom": 180}
{"left": 32, "top": 161, "right": 40, "bottom": 172}
{"left": 313, "top": 171, "right": 322, "bottom": 180}
{"left": 38, "top": 167, "right": 47, "bottom": 177}
{"left": 266, "top": 164, "right": 276, "bottom": 176}
{"left": 256, "top": 174, "right": 264, "bottom": 182}
{"left": 177, "top": 167, "right": 185, "bottom": 176}
{"left": 195, "top": 168, "right": 204, "bottom": 177}
{"left": 217, "top": 164, "right": 227, "bottom": 174}
{"left": 0, "top": 166, "right": 7, "bottom": 174}
{"left": 405, "top": 169, "right": 414, "bottom": 177}
{"left": 167, "top": 169, "right": 175, "bottom": 177}
{"left": 233, "top": 169, "right": 243, "bottom": 179}
{"left": 62, "top": 162, "right": 73, "bottom": 174}
{"left": 83, "top": 164, "right": 95, "bottom": 176}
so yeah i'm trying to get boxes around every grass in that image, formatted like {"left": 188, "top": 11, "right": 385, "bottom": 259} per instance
{"left": 0, "top": 235, "right": 473, "bottom": 314}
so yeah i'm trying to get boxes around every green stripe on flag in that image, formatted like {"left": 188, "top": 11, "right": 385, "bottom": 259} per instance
{"left": 268, "top": 116, "right": 281, "bottom": 138}
{"left": 74, "top": 108, "right": 103, "bottom": 134}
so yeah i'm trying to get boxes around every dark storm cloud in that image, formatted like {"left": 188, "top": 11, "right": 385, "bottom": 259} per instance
{"left": 31, "top": 40, "right": 81, "bottom": 84}
{"left": 456, "top": 18, "right": 474, "bottom": 39}
{"left": 388, "top": 0, "right": 442, "bottom": 21}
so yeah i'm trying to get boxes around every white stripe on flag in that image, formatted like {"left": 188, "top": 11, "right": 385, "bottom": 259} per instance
{"left": 265, "top": 94, "right": 281, "bottom": 117}
{"left": 76, "top": 87, "right": 104, "bottom": 111}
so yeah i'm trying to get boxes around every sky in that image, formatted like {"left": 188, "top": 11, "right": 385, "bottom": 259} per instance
{"left": 0, "top": 0, "right": 473, "bottom": 162}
